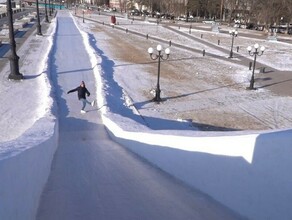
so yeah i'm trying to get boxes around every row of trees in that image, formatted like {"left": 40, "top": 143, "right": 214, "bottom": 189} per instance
{"left": 74, "top": 0, "right": 292, "bottom": 30}
{"left": 131, "top": 0, "right": 292, "bottom": 27}
{"left": 222, "top": 0, "right": 292, "bottom": 26}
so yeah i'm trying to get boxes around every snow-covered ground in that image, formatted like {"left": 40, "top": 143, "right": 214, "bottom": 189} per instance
{"left": 0, "top": 10, "right": 292, "bottom": 220}
{"left": 79, "top": 11, "right": 292, "bottom": 132}
{"left": 86, "top": 11, "right": 292, "bottom": 71}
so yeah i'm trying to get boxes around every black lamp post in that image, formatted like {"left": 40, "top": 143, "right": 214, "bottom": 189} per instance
{"left": 7, "top": 0, "right": 23, "bottom": 80}
{"left": 44, "top": 0, "right": 49, "bottom": 22}
{"left": 51, "top": 1, "right": 54, "bottom": 15}
{"left": 83, "top": 10, "right": 85, "bottom": 23}
{"left": 247, "top": 43, "right": 265, "bottom": 90}
{"left": 48, "top": 0, "right": 51, "bottom": 16}
{"left": 229, "top": 29, "right": 238, "bottom": 58}
{"left": 36, "top": 0, "right": 42, "bottom": 35}
{"left": 148, "top": 45, "right": 170, "bottom": 102}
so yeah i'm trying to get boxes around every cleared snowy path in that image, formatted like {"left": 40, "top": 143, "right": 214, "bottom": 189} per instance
{"left": 36, "top": 11, "right": 244, "bottom": 220}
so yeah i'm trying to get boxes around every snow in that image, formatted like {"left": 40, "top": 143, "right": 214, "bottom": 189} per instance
{"left": 0, "top": 10, "right": 292, "bottom": 220}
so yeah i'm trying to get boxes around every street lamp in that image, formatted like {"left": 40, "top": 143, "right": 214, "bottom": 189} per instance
{"left": 247, "top": 43, "right": 265, "bottom": 90}
{"left": 83, "top": 10, "right": 85, "bottom": 23}
{"left": 229, "top": 29, "right": 238, "bottom": 58}
{"left": 36, "top": 0, "right": 42, "bottom": 35}
{"left": 48, "top": 0, "right": 51, "bottom": 16}
{"left": 74, "top": 1, "right": 77, "bottom": 15}
{"left": 148, "top": 45, "right": 170, "bottom": 102}
{"left": 44, "top": 0, "right": 49, "bottom": 22}
{"left": 7, "top": 0, "right": 23, "bottom": 80}
{"left": 51, "top": 1, "right": 54, "bottom": 15}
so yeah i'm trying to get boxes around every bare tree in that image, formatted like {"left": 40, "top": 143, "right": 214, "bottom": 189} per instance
{"left": 186, "top": 0, "right": 221, "bottom": 19}
{"left": 136, "top": 0, "right": 292, "bottom": 34}
{"left": 126, "top": 0, "right": 135, "bottom": 10}
{"left": 248, "top": 0, "right": 291, "bottom": 32}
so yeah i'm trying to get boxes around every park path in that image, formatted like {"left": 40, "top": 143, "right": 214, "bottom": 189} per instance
{"left": 36, "top": 11, "right": 244, "bottom": 220}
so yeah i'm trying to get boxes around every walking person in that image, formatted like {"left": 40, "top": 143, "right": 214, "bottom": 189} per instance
{"left": 67, "top": 81, "right": 95, "bottom": 113}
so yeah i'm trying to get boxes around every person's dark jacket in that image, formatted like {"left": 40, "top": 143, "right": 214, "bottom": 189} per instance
{"left": 67, "top": 86, "right": 90, "bottom": 100}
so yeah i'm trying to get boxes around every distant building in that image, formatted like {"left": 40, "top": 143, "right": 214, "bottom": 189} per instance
{"left": 109, "top": 0, "right": 119, "bottom": 8}
{"left": 0, "top": 0, "right": 20, "bottom": 8}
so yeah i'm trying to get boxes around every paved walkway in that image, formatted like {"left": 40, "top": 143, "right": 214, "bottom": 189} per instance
{"left": 36, "top": 11, "right": 244, "bottom": 220}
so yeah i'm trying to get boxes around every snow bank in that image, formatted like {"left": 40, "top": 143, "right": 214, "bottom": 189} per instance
{"left": 0, "top": 15, "right": 58, "bottom": 220}
{"left": 103, "top": 118, "right": 292, "bottom": 220}
{"left": 0, "top": 115, "right": 58, "bottom": 220}
{"left": 1, "top": 105, "right": 290, "bottom": 220}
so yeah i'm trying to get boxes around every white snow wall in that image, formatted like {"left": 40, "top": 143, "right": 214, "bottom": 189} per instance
{"left": 103, "top": 116, "right": 292, "bottom": 220}
{"left": 0, "top": 112, "right": 291, "bottom": 220}
{"left": 0, "top": 116, "right": 58, "bottom": 220}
